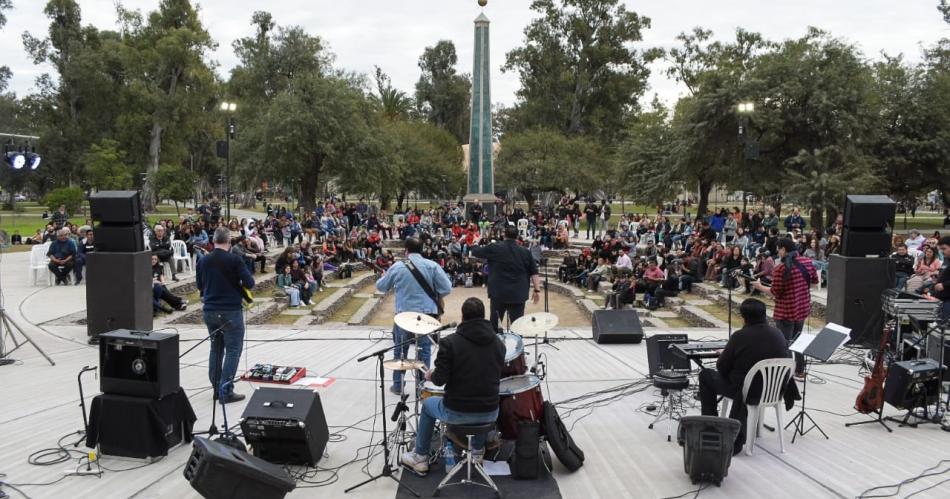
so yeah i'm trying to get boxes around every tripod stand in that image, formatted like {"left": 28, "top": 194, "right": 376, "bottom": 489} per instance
{"left": 0, "top": 308, "right": 55, "bottom": 367}
{"left": 785, "top": 358, "right": 829, "bottom": 442}
{"left": 190, "top": 322, "right": 243, "bottom": 449}
{"left": 540, "top": 257, "right": 559, "bottom": 351}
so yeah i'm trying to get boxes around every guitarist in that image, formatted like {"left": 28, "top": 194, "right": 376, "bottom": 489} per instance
{"left": 376, "top": 237, "right": 453, "bottom": 395}
{"left": 196, "top": 227, "right": 256, "bottom": 404}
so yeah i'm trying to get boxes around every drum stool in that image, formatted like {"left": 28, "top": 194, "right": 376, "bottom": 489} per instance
{"left": 434, "top": 422, "right": 501, "bottom": 498}
{"left": 648, "top": 370, "right": 690, "bottom": 442}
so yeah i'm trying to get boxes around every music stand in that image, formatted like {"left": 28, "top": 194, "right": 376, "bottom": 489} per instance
{"left": 785, "top": 323, "right": 851, "bottom": 442}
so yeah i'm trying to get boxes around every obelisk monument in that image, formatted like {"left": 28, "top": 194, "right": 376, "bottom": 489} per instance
{"left": 465, "top": 4, "right": 495, "bottom": 218}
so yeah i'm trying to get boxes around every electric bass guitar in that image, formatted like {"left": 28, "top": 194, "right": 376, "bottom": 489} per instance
{"left": 854, "top": 320, "right": 895, "bottom": 414}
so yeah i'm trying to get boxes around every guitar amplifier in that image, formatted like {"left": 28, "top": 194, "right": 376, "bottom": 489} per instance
{"left": 646, "top": 334, "right": 691, "bottom": 376}
{"left": 883, "top": 358, "right": 945, "bottom": 410}
{"left": 240, "top": 388, "right": 329, "bottom": 466}
{"left": 100, "top": 329, "right": 179, "bottom": 398}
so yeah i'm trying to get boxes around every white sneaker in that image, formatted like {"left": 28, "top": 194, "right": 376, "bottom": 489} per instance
{"left": 401, "top": 451, "right": 429, "bottom": 476}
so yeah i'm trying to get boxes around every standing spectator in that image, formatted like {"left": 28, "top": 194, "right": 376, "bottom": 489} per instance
{"left": 470, "top": 226, "right": 541, "bottom": 332}
{"left": 51, "top": 204, "right": 68, "bottom": 230}
{"left": 753, "top": 238, "right": 818, "bottom": 378}
{"left": 73, "top": 229, "right": 95, "bottom": 285}
{"left": 47, "top": 229, "right": 76, "bottom": 285}
{"left": 196, "top": 227, "right": 255, "bottom": 403}
{"left": 584, "top": 200, "right": 597, "bottom": 240}
{"left": 599, "top": 200, "right": 612, "bottom": 237}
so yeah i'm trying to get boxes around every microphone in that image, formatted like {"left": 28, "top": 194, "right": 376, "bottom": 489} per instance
{"left": 390, "top": 392, "right": 409, "bottom": 422}
{"left": 431, "top": 322, "right": 458, "bottom": 333}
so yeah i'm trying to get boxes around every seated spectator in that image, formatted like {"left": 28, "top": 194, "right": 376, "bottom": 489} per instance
{"left": 638, "top": 258, "right": 666, "bottom": 308}
{"left": 720, "top": 246, "right": 743, "bottom": 288}
{"left": 73, "top": 229, "right": 95, "bottom": 285}
{"left": 47, "top": 229, "right": 76, "bottom": 285}
{"left": 11, "top": 230, "right": 22, "bottom": 245}
{"left": 291, "top": 260, "right": 313, "bottom": 306}
{"left": 151, "top": 254, "right": 186, "bottom": 314}
{"left": 26, "top": 229, "right": 43, "bottom": 244}
{"left": 907, "top": 245, "right": 941, "bottom": 294}
{"left": 586, "top": 256, "right": 613, "bottom": 291}
{"left": 150, "top": 225, "right": 179, "bottom": 282}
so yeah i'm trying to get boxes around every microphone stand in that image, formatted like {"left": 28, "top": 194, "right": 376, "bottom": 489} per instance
{"left": 190, "top": 321, "right": 241, "bottom": 448}
{"left": 540, "top": 257, "right": 559, "bottom": 351}
{"left": 346, "top": 323, "right": 454, "bottom": 496}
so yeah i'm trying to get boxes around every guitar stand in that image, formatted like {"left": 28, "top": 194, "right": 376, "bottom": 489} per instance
{"left": 846, "top": 408, "right": 893, "bottom": 433}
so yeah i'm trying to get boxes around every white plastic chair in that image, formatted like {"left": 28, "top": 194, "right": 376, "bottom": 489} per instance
{"left": 719, "top": 358, "right": 795, "bottom": 455}
{"left": 29, "top": 243, "right": 53, "bottom": 286}
{"left": 171, "top": 239, "right": 192, "bottom": 273}
{"left": 517, "top": 218, "right": 529, "bottom": 238}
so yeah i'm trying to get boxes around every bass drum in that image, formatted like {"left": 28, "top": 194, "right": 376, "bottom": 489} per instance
{"left": 497, "top": 374, "right": 544, "bottom": 440}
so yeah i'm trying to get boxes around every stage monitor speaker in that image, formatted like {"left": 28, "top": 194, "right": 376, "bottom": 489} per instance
{"left": 844, "top": 195, "right": 896, "bottom": 231}
{"left": 826, "top": 255, "right": 894, "bottom": 345}
{"left": 646, "top": 333, "right": 690, "bottom": 376}
{"left": 93, "top": 224, "right": 145, "bottom": 253}
{"left": 86, "top": 252, "right": 153, "bottom": 341}
{"left": 240, "top": 387, "right": 330, "bottom": 466}
{"left": 183, "top": 437, "right": 296, "bottom": 499}
{"left": 591, "top": 309, "right": 644, "bottom": 344}
{"left": 89, "top": 190, "right": 143, "bottom": 225}
{"left": 677, "top": 416, "right": 741, "bottom": 486}
{"left": 841, "top": 228, "right": 892, "bottom": 258}
{"left": 100, "top": 329, "right": 179, "bottom": 398}
{"left": 883, "top": 358, "right": 944, "bottom": 410}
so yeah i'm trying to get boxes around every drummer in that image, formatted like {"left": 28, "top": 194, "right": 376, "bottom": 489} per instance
{"left": 401, "top": 297, "right": 505, "bottom": 476}
{"left": 376, "top": 237, "right": 453, "bottom": 395}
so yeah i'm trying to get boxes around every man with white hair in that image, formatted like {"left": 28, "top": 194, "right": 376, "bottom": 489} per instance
{"left": 47, "top": 228, "right": 76, "bottom": 285}
{"left": 150, "top": 224, "right": 178, "bottom": 282}
{"left": 906, "top": 229, "right": 926, "bottom": 254}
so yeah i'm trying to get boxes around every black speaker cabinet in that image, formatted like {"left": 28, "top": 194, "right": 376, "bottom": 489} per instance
{"left": 93, "top": 224, "right": 145, "bottom": 252}
{"left": 844, "top": 195, "right": 896, "bottom": 231}
{"left": 926, "top": 333, "right": 950, "bottom": 382}
{"left": 184, "top": 437, "right": 296, "bottom": 499}
{"left": 86, "top": 389, "right": 195, "bottom": 459}
{"left": 100, "top": 329, "right": 179, "bottom": 398}
{"left": 677, "top": 416, "right": 741, "bottom": 486}
{"left": 646, "top": 333, "right": 690, "bottom": 375}
{"left": 883, "top": 358, "right": 944, "bottom": 410}
{"left": 89, "top": 190, "right": 143, "bottom": 225}
{"left": 591, "top": 309, "right": 644, "bottom": 344}
{"left": 826, "top": 255, "right": 894, "bottom": 344}
{"left": 240, "top": 388, "right": 330, "bottom": 466}
{"left": 841, "top": 228, "right": 892, "bottom": 258}
{"left": 86, "top": 251, "right": 153, "bottom": 340}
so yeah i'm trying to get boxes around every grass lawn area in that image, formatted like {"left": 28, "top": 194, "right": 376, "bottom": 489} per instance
{"left": 269, "top": 313, "right": 307, "bottom": 325}
{"left": 662, "top": 317, "right": 693, "bottom": 328}
{"left": 328, "top": 296, "right": 368, "bottom": 323}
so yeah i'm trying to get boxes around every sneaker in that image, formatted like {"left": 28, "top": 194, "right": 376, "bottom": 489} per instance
{"left": 794, "top": 373, "right": 807, "bottom": 382}
{"left": 400, "top": 451, "right": 429, "bottom": 476}
{"left": 389, "top": 385, "right": 401, "bottom": 395}
{"left": 172, "top": 276, "right": 180, "bottom": 282}
{"left": 75, "top": 277, "right": 82, "bottom": 285}
{"left": 221, "top": 393, "right": 246, "bottom": 404}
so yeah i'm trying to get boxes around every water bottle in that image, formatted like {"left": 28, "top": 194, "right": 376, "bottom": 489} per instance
{"left": 444, "top": 440, "right": 455, "bottom": 468}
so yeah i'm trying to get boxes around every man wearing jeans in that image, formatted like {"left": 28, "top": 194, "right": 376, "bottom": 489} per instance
{"left": 196, "top": 227, "right": 255, "bottom": 403}
{"left": 401, "top": 298, "right": 505, "bottom": 476}
{"left": 753, "top": 238, "right": 818, "bottom": 379}
{"left": 376, "top": 237, "right": 452, "bottom": 395}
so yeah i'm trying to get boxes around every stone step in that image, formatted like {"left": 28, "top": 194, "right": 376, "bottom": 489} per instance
{"left": 349, "top": 298, "right": 381, "bottom": 326}
{"left": 679, "top": 305, "right": 727, "bottom": 329}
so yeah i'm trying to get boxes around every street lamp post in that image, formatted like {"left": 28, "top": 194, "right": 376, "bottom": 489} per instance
{"left": 220, "top": 101, "right": 237, "bottom": 221}
{"left": 737, "top": 101, "right": 755, "bottom": 213}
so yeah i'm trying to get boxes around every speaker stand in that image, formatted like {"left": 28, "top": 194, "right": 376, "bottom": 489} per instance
{"left": 0, "top": 307, "right": 55, "bottom": 367}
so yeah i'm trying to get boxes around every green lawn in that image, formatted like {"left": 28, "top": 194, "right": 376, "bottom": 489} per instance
{"left": 328, "top": 297, "right": 368, "bottom": 323}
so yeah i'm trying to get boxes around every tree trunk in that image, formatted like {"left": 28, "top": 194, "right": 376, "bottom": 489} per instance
{"left": 523, "top": 189, "right": 536, "bottom": 210}
{"left": 173, "top": 200, "right": 180, "bottom": 217}
{"left": 396, "top": 191, "right": 406, "bottom": 212}
{"left": 809, "top": 207, "right": 824, "bottom": 233}
{"left": 144, "top": 121, "right": 163, "bottom": 211}
{"left": 696, "top": 179, "right": 713, "bottom": 220}
{"left": 379, "top": 193, "right": 391, "bottom": 211}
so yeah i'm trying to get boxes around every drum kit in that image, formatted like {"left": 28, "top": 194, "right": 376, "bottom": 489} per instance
{"left": 381, "top": 310, "right": 560, "bottom": 467}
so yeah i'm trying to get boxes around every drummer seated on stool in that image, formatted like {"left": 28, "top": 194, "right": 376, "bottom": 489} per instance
{"left": 402, "top": 297, "right": 505, "bottom": 476}
{"left": 697, "top": 298, "right": 791, "bottom": 455}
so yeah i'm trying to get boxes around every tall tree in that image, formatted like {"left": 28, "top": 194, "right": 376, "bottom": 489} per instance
{"left": 615, "top": 98, "right": 676, "bottom": 206}
{"left": 415, "top": 41, "right": 471, "bottom": 143}
{"left": 84, "top": 139, "right": 133, "bottom": 191}
{"left": 0, "top": 0, "right": 12, "bottom": 91}
{"left": 503, "top": 0, "right": 659, "bottom": 139}
{"left": 116, "top": 0, "right": 216, "bottom": 209}
{"left": 374, "top": 67, "right": 413, "bottom": 121}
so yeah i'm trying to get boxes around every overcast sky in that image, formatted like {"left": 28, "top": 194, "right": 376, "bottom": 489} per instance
{"left": 2, "top": 0, "right": 948, "bottom": 107}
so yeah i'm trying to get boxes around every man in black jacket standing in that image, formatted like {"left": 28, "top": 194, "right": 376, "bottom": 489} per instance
{"left": 698, "top": 298, "right": 791, "bottom": 453}
{"left": 471, "top": 226, "right": 542, "bottom": 332}
{"left": 401, "top": 298, "right": 505, "bottom": 476}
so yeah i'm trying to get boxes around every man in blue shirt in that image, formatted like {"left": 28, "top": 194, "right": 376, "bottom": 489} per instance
{"left": 376, "top": 237, "right": 452, "bottom": 394}
{"left": 196, "top": 227, "right": 255, "bottom": 403}
{"left": 47, "top": 229, "right": 77, "bottom": 285}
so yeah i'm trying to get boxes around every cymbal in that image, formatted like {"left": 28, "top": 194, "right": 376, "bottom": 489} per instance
{"left": 510, "top": 312, "right": 559, "bottom": 337}
{"left": 383, "top": 359, "right": 425, "bottom": 371}
{"left": 394, "top": 311, "right": 442, "bottom": 335}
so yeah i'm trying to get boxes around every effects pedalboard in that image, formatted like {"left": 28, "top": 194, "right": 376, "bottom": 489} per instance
{"left": 240, "top": 363, "right": 307, "bottom": 385}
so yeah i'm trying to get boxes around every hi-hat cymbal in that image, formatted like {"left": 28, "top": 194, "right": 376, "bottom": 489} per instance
{"left": 383, "top": 359, "right": 426, "bottom": 371}
{"left": 510, "top": 312, "right": 559, "bottom": 337}
{"left": 394, "top": 311, "right": 443, "bottom": 335}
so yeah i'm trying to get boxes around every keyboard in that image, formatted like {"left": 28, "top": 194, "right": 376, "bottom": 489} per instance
{"left": 671, "top": 341, "right": 728, "bottom": 360}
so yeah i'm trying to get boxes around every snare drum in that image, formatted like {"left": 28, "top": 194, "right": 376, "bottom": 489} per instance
{"left": 500, "top": 332, "right": 528, "bottom": 377}
{"left": 420, "top": 381, "right": 445, "bottom": 401}
{"left": 497, "top": 374, "right": 545, "bottom": 440}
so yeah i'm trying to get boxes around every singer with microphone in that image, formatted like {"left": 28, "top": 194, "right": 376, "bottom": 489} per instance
{"left": 401, "top": 297, "right": 505, "bottom": 476}
{"left": 196, "top": 227, "right": 255, "bottom": 404}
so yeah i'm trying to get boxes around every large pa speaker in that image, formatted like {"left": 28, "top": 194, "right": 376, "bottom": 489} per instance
{"left": 843, "top": 195, "right": 896, "bottom": 231}
{"left": 240, "top": 387, "right": 330, "bottom": 466}
{"left": 89, "top": 190, "right": 143, "bottom": 225}
{"left": 826, "top": 255, "right": 894, "bottom": 344}
{"left": 841, "top": 228, "right": 892, "bottom": 258}
{"left": 93, "top": 224, "right": 145, "bottom": 252}
{"left": 646, "top": 333, "right": 690, "bottom": 376}
{"left": 591, "top": 309, "right": 644, "bottom": 344}
{"left": 86, "top": 252, "right": 153, "bottom": 341}
{"left": 100, "top": 329, "right": 179, "bottom": 398}
{"left": 183, "top": 437, "right": 296, "bottom": 499}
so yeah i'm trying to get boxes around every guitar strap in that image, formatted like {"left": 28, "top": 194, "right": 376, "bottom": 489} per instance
{"left": 404, "top": 256, "right": 443, "bottom": 316}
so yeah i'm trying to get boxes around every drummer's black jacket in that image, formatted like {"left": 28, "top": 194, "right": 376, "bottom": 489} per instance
{"left": 432, "top": 318, "right": 505, "bottom": 413}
